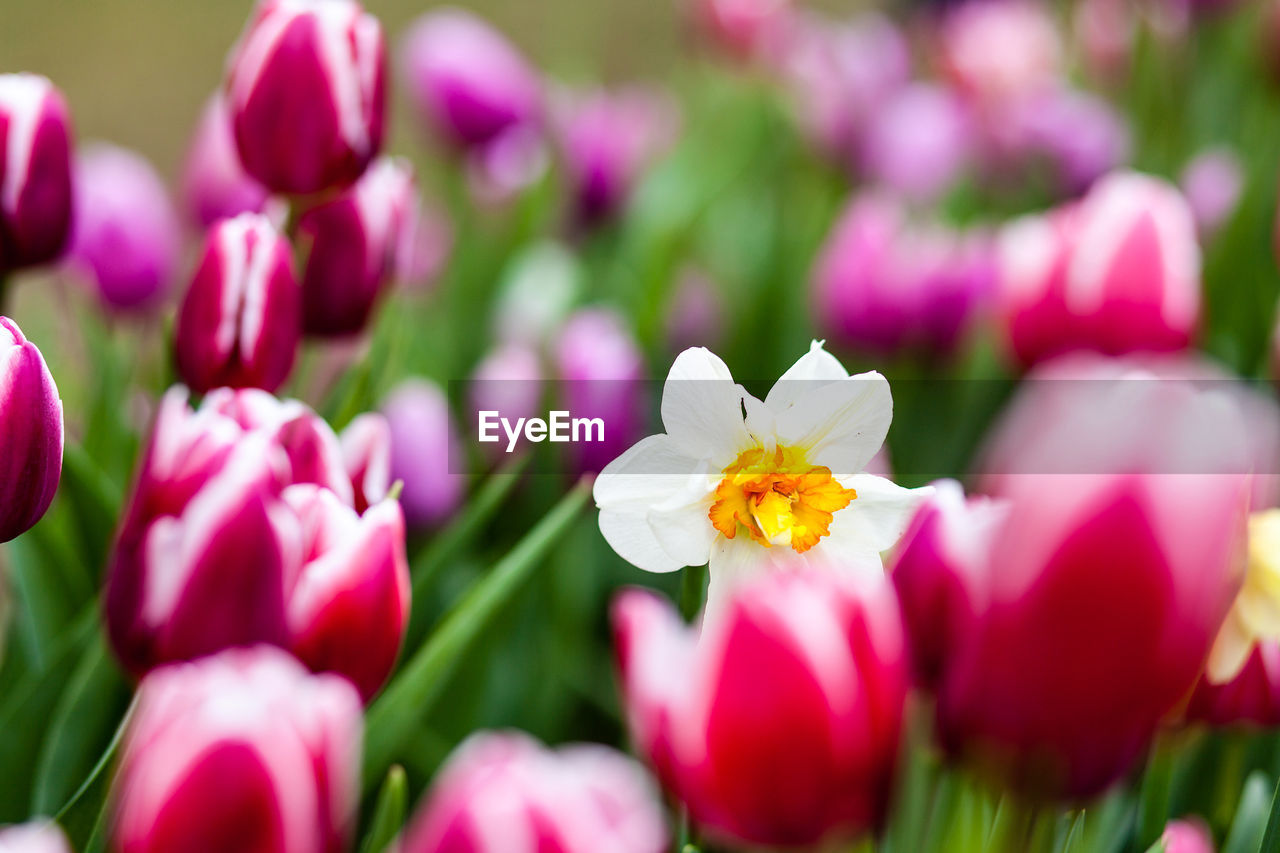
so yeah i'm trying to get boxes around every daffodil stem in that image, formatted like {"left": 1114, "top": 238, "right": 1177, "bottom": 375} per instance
{"left": 680, "top": 564, "right": 707, "bottom": 623}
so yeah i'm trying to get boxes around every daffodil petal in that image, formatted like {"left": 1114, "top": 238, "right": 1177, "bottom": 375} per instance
{"left": 774, "top": 372, "right": 893, "bottom": 477}
{"left": 825, "top": 474, "right": 933, "bottom": 555}
{"left": 647, "top": 471, "right": 719, "bottom": 568}
{"left": 1206, "top": 606, "right": 1255, "bottom": 685}
{"left": 661, "top": 347, "right": 751, "bottom": 463}
{"left": 764, "top": 339, "right": 849, "bottom": 413}
{"left": 599, "top": 509, "right": 689, "bottom": 573}
{"left": 594, "top": 434, "right": 702, "bottom": 512}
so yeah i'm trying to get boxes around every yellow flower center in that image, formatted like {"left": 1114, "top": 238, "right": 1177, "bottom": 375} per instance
{"left": 709, "top": 445, "right": 857, "bottom": 553}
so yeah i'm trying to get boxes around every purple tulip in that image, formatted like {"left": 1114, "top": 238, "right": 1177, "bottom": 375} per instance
{"left": 0, "top": 317, "right": 63, "bottom": 543}
{"left": 557, "top": 87, "right": 677, "bottom": 226}
{"left": 400, "top": 8, "right": 542, "bottom": 150}
{"left": 465, "top": 123, "right": 550, "bottom": 208}
{"left": 66, "top": 143, "right": 181, "bottom": 312}
{"left": 181, "top": 93, "right": 269, "bottom": 228}
{"left": 297, "top": 157, "right": 418, "bottom": 337}
{"left": 175, "top": 212, "right": 300, "bottom": 393}
{"left": 0, "top": 74, "right": 74, "bottom": 274}
{"left": 813, "top": 193, "right": 996, "bottom": 359}
{"left": 859, "top": 84, "right": 973, "bottom": 203}
{"left": 1181, "top": 147, "right": 1243, "bottom": 238}
{"left": 1004, "top": 87, "right": 1131, "bottom": 195}
{"left": 112, "top": 646, "right": 362, "bottom": 853}
{"left": 226, "top": 0, "right": 387, "bottom": 194}
{"left": 665, "top": 268, "right": 725, "bottom": 353}
{"left": 382, "top": 378, "right": 465, "bottom": 527}
{"left": 469, "top": 341, "right": 544, "bottom": 447}
{"left": 554, "top": 308, "right": 645, "bottom": 475}
{"left": 0, "top": 824, "right": 71, "bottom": 853}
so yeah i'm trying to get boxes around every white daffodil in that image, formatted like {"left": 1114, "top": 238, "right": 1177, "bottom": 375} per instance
{"left": 593, "top": 340, "right": 931, "bottom": 610}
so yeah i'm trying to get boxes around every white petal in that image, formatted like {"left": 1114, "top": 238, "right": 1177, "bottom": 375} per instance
{"left": 594, "top": 434, "right": 701, "bottom": 511}
{"left": 765, "top": 339, "right": 850, "bottom": 412}
{"left": 827, "top": 474, "right": 933, "bottom": 555}
{"left": 599, "top": 509, "right": 689, "bottom": 573}
{"left": 774, "top": 372, "right": 893, "bottom": 476}
{"left": 705, "top": 535, "right": 771, "bottom": 625}
{"left": 661, "top": 347, "right": 752, "bottom": 463}
{"left": 648, "top": 473, "right": 719, "bottom": 567}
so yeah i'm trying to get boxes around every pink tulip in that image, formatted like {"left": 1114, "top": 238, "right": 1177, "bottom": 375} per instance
{"left": 112, "top": 646, "right": 362, "bottom": 853}
{"left": 175, "top": 213, "right": 300, "bottom": 393}
{"left": 1181, "top": 147, "right": 1242, "bottom": 238}
{"left": 464, "top": 124, "right": 550, "bottom": 209}
{"left": 613, "top": 569, "right": 909, "bottom": 848}
{"left": 226, "top": 0, "right": 387, "bottom": 194}
{"left": 400, "top": 731, "right": 667, "bottom": 853}
{"left": 285, "top": 485, "right": 409, "bottom": 701}
{"left": 891, "top": 480, "right": 1006, "bottom": 687}
{"left": 0, "top": 317, "right": 63, "bottom": 543}
{"left": 998, "top": 171, "right": 1201, "bottom": 367}
{"left": 181, "top": 93, "right": 269, "bottom": 228}
{"left": 859, "top": 84, "right": 973, "bottom": 203}
{"left": 0, "top": 74, "right": 73, "bottom": 273}
{"left": 691, "top": 0, "right": 792, "bottom": 59}
{"left": 940, "top": 0, "right": 1063, "bottom": 110}
{"left": 382, "top": 379, "right": 465, "bottom": 528}
{"left": 401, "top": 9, "right": 541, "bottom": 150}
{"left": 340, "top": 412, "right": 391, "bottom": 513}
{"left": 297, "top": 157, "right": 418, "bottom": 337}
{"left": 1162, "top": 819, "right": 1216, "bottom": 853}
{"left": 1186, "top": 641, "right": 1280, "bottom": 727}
{"left": 67, "top": 143, "right": 181, "bottom": 312}
{"left": 0, "top": 823, "right": 71, "bottom": 853}
{"left": 813, "top": 193, "right": 996, "bottom": 359}
{"left": 937, "top": 359, "right": 1253, "bottom": 799}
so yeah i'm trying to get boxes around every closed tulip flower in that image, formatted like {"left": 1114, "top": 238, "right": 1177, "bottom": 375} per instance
{"left": 0, "top": 823, "right": 71, "bottom": 853}
{"left": 1162, "top": 820, "right": 1216, "bottom": 853}
{"left": 285, "top": 484, "right": 409, "bottom": 701}
{"left": 226, "top": 0, "right": 387, "bottom": 194}
{"left": 340, "top": 412, "right": 391, "bottom": 513}
{"left": 66, "top": 143, "right": 181, "bottom": 312}
{"left": 175, "top": 212, "right": 301, "bottom": 393}
{"left": 401, "top": 9, "right": 542, "bottom": 150}
{"left": 400, "top": 731, "right": 666, "bottom": 853}
{"left": 998, "top": 171, "right": 1201, "bottom": 367}
{"left": 297, "top": 157, "right": 418, "bottom": 337}
{"left": 613, "top": 569, "right": 909, "bottom": 848}
{"left": 0, "top": 74, "right": 73, "bottom": 274}
{"left": 0, "top": 317, "right": 63, "bottom": 543}
{"left": 555, "top": 308, "right": 645, "bottom": 475}
{"left": 181, "top": 93, "right": 269, "bottom": 228}
{"left": 382, "top": 379, "right": 465, "bottom": 528}
{"left": 112, "top": 646, "right": 362, "bottom": 853}
{"left": 937, "top": 361, "right": 1253, "bottom": 799}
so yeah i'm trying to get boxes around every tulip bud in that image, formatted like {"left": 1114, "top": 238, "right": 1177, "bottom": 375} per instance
{"left": 1187, "top": 641, "right": 1280, "bottom": 727}
{"left": 113, "top": 646, "right": 362, "bottom": 853}
{"left": 284, "top": 485, "right": 408, "bottom": 701}
{"left": 66, "top": 143, "right": 181, "bottom": 312}
{"left": 226, "top": 0, "right": 387, "bottom": 194}
{"left": 613, "top": 569, "right": 908, "bottom": 848}
{"left": 181, "top": 93, "right": 269, "bottom": 228}
{"left": 813, "top": 194, "right": 996, "bottom": 359}
{"left": 340, "top": 412, "right": 391, "bottom": 513}
{"left": 554, "top": 308, "right": 646, "bottom": 474}
{"left": 401, "top": 731, "right": 667, "bottom": 853}
{"left": 175, "top": 212, "right": 300, "bottom": 394}
{"left": 557, "top": 87, "right": 677, "bottom": 226}
{"left": 1181, "top": 147, "right": 1242, "bottom": 238}
{"left": 0, "top": 823, "right": 71, "bottom": 853}
{"left": 938, "top": 357, "right": 1252, "bottom": 799}
{"left": 891, "top": 480, "right": 1006, "bottom": 687}
{"left": 0, "top": 74, "right": 74, "bottom": 273}
{"left": 859, "top": 84, "right": 973, "bottom": 203}
{"left": 401, "top": 9, "right": 541, "bottom": 150}
{"left": 0, "top": 317, "right": 63, "bottom": 543}
{"left": 297, "top": 157, "right": 417, "bottom": 337}
{"left": 382, "top": 379, "right": 465, "bottom": 528}
{"left": 998, "top": 171, "right": 1201, "bottom": 367}
{"left": 1162, "top": 819, "right": 1216, "bottom": 853}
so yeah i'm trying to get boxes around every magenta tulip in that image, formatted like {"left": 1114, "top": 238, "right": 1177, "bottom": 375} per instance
{"left": 613, "top": 569, "right": 908, "bottom": 848}
{"left": 1186, "top": 641, "right": 1280, "bottom": 727}
{"left": 340, "top": 412, "right": 391, "bottom": 513}
{"left": 175, "top": 213, "right": 300, "bottom": 393}
{"left": 401, "top": 731, "right": 667, "bottom": 853}
{"left": 1162, "top": 820, "right": 1216, "bottom": 853}
{"left": 112, "top": 646, "right": 362, "bottom": 853}
{"left": 0, "top": 74, "right": 73, "bottom": 274}
{"left": 998, "top": 171, "right": 1201, "bottom": 367}
{"left": 297, "top": 157, "right": 418, "bottom": 337}
{"left": 382, "top": 379, "right": 465, "bottom": 528}
{"left": 400, "top": 9, "right": 541, "bottom": 150}
{"left": 67, "top": 143, "right": 181, "bottom": 312}
{"left": 226, "top": 0, "right": 387, "bottom": 194}
{"left": 0, "top": 317, "right": 63, "bottom": 543}
{"left": 181, "top": 93, "right": 269, "bottom": 228}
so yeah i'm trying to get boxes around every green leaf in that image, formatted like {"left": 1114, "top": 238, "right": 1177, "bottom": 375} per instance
{"left": 1258, "top": 777, "right": 1280, "bottom": 853}
{"left": 54, "top": 695, "right": 135, "bottom": 851}
{"left": 362, "top": 480, "right": 591, "bottom": 792}
{"left": 32, "top": 633, "right": 131, "bottom": 815}
{"left": 359, "top": 765, "right": 409, "bottom": 853}
{"left": 1222, "top": 772, "right": 1271, "bottom": 853}
{"left": 1136, "top": 736, "right": 1177, "bottom": 849}
{"left": 6, "top": 531, "right": 86, "bottom": 669}
{"left": 58, "top": 442, "right": 125, "bottom": 581}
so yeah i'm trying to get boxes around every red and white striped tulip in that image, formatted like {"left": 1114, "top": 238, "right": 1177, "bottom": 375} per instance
{"left": 999, "top": 171, "right": 1201, "bottom": 367}
{"left": 613, "top": 568, "right": 909, "bottom": 849}
{"left": 175, "top": 213, "right": 300, "bottom": 394}
{"left": 0, "top": 74, "right": 73, "bottom": 273}
{"left": 400, "top": 731, "right": 666, "bottom": 853}
{"left": 226, "top": 0, "right": 387, "bottom": 194}
{"left": 112, "top": 646, "right": 362, "bottom": 853}
{"left": 340, "top": 412, "right": 391, "bottom": 513}
{"left": 0, "top": 317, "right": 63, "bottom": 543}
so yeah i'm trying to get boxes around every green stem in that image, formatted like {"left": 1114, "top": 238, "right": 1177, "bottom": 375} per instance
{"left": 679, "top": 564, "right": 707, "bottom": 623}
